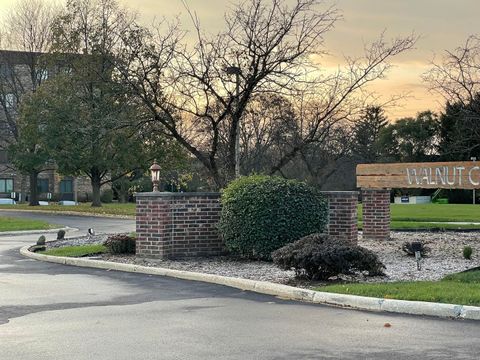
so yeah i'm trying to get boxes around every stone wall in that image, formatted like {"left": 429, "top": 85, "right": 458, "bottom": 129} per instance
{"left": 136, "top": 192, "right": 224, "bottom": 259}
{"left": 361, "top": 189, "right": 391, "bottom": 240}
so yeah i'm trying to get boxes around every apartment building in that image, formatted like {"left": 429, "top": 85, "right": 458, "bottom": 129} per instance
{"left": 0, "top": 50, "right": 93, "bottom": 202}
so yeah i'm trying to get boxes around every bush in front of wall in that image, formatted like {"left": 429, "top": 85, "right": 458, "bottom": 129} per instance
{"left": 272, "top": 233, "right": 385, "bottom": 280}
{"left": 463, "top": 246, "right": 473, "bottom": 260}
{"left": 218, "top": 175, "right": 328, "bottom": 260}
{"left": 103, "top": 234, "right": 136, "bottom": 254}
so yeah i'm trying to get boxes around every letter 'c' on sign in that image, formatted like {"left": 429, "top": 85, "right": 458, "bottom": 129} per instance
{"left": 469, "top": 166, "right": 480, "bottom": 186}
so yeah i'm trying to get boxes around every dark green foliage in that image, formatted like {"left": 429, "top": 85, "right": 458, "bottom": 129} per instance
{"left": 57, "top": 229, "right": 66, "bottom": 240}
{"left": 103, "top": 234, "right": 136, "bottom": 254}
{"left": 100, "top": 189, "right": 114, "bottom": 203}
{"left": 463, "top": 246, "right": 473, "bottom": 260}
{"left": 218, "top": 175, "right": 328, "bottom": 259}
{"left": 272, "top": 233, "right": 385, "bottom": 280}
{"left": 37, "top": 235, "right": 46, "bottom": 246}
{"left": 402, "top": 241, "right": 430, "bottom": 257}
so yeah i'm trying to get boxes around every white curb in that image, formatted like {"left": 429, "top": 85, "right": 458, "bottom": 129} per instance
{"left": 20, "top": 246, "right": 480, "bottom": 321}
{"left": 1, "top": 226, "right": 77, "bottom": 236}
{"left": 0, "top": 208, "right": 134, "bottom": 219}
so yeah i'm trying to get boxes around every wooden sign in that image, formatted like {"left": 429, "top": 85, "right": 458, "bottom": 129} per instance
{"left": 357, "top": 161, "right": 480, "bottom": 189}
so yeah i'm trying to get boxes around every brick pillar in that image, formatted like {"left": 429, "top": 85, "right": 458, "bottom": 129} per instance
{"left": 135, "top": 192, "right": 224, "bottom": 259}
{"left": 362, "top": 189, "right": 391, "bottom": 240}
{"left": 321, "top": 191, "right": 358, "bottom": 244}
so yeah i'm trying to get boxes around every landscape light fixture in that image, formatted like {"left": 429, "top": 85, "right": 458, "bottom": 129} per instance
{"left": 225, "top": 65, "right": 242, "bottom": 178}
{"left": 150, "top": 159, "right": 161, "bottom": 192}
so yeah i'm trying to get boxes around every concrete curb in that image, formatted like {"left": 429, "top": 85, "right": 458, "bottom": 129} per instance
{"left": 1, "top": 226, "right": 78, "bottom": 236}
{"left": 0, "top": 208, "right": 134, "bottom": 219}
{"left": 20, "top": 246, "right": 480, "bottom": 321}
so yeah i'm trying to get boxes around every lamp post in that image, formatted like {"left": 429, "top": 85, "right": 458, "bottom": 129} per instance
{"left": 149, "top": 159, "right": 161, "bottom": 192}
{"left": 472, "top": 157, "right": 477, "bottom": 204}
{"left": 226, "top": 65, "right": 242, "bottom": 178}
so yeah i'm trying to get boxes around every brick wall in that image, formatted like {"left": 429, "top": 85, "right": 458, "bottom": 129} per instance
{"left": 136, "top": 192, "right": 225, "bottom": 259}
{"left": 362, "top": 189, "right": 391, "bottom": 240}
{"left": 321, "top": 191, "right": 358, "bottom": 244}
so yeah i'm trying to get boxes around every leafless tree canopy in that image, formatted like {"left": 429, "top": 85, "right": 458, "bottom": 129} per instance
{"left": 424, "top": 35, "right": 480, "bottom": 108}
{"left": 0, "top": 0, "right": 58, "bottom": 149}
{"left": 117, "top": 0, "right": 415, "bottom": 188}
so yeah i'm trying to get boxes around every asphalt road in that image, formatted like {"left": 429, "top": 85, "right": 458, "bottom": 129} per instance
{"left": 0, "top": 211, "right": 479, "bottom": 359}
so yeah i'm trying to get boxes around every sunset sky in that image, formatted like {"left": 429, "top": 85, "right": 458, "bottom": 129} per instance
{"left": 1, "top": 0, "right": 478, "bottom": 120}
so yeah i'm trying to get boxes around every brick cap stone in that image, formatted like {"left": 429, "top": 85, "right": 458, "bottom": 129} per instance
{"left": 135, "top": 191, "right": 220, "bottom": 198}
{"left": 320, "top": 191, "right": 359, "bottom": 196}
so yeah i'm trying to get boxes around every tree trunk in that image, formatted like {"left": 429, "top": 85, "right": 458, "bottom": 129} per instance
{"left": 29, "top": 171, "right": 40, "bottom": 206}
{"left": 91, "top": 176, "right": 102, "bottom": 207}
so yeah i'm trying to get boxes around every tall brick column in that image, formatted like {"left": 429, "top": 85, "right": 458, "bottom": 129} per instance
{"left": 361, "top": 189, "right": 391, "bottom": 240}
{"left": 136, "top": 192, "right": 224, "bottom": 259}
{"left": 321, "top": 191, "right": 358, "bottom": 244}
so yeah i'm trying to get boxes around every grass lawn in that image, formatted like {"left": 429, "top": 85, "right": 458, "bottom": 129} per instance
{"left": 0, "top": 203, "right": 135, "bottom": 217}
{"left": 0, "top": 216, "right": 57, "bottom": 232}
{"left": 40, "top": 244, "right": 107, "bottom": 257}
{"left": 358, "top": 203, "right": 480, "bottom": 230}
{"left": 318, "top": 270, "right": 480, "bottom": 306}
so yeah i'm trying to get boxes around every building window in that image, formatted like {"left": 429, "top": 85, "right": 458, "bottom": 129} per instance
{"left": 0, "top": 150, "right": 8, "bottom": 164}
{"left": 0, "top": 178, "right": 13, "bottom": 193}
{"left": 37, "top": 178, "right": 49, "bottom": 193}
{"left": 0, "top": 64, "right": 12, "bottom": 78}
{"left": 60, "top": 179, "right": 73, "bottom": 193}
{"left": 36, "top": 69, "right": 49, "bottom": 82}
{"left": 4, "top": 93, "right": 16, "bottom": 108}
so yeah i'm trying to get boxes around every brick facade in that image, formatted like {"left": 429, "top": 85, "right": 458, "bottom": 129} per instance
{"left": 136, "top": 192, "right": 225, "bottom": 259}
{"left": 321, "top": 191, "right": 358, "bottom": 244}
{"left": 136, "top": 190, "right": 363, "bottom": 260}
{"left": 361, "top": 189, "right": 391, "bottom": 240}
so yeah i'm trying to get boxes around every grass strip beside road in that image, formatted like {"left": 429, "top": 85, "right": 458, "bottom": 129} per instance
{"left": 318, "top": 270, "right": 480, "bottom": 306}
{"left": 0, "top": 203, "right": 135, "bottom": 217}
{"left": 40, "top": 244, "right": 107, "bottom": 257}
{"left": 0, "top": 216, "right": 57, "bottom": 232}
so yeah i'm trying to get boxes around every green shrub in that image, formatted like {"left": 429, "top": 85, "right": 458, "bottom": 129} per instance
{"left": 272, "top": 233, "right": 385, "bottom": 280}
{"left": 37, "top": 235, "right": 46, "bottom": 246}
{"left": 100, "top": 189, "right": 114, "bottom": 203}
{"left": 57, "top": 229, "right": 66, "bottom": 240}
{"left": 402, "top": 241, "right": 429, "bottom": 257}
{"left": 103, "top": 234, "right": 136, "bottom": 254}
{"left": 218, "top": 175, "right": 328, "bottom": 259}
{"left": 463, "top": 246, "right": 473, "bottom": 260}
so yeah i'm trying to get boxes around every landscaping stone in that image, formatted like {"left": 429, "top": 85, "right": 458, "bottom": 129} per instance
{"left": 49, "top": 231, "right": 480, "bottom": 285}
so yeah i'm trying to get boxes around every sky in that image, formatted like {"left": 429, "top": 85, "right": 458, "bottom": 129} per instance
{"left": 1, "top": 0, "right": 478, "bottom": 120}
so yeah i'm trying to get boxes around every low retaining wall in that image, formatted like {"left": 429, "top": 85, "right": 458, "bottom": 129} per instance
{"left": 136, "top": 192, "right": 224, "bottom": 259}
{"left": 136, "top": 190, "right": 360, "bottom": 260}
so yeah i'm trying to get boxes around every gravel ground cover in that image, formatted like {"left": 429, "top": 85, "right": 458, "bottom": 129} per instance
{"left": 44, "top": 231, "right": 480, "bottom": 285}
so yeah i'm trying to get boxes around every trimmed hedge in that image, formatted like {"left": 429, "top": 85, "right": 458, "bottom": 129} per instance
{"left": 103, "top": 234, "right": 136, "bottom": 254}
{"left": 218, "top": 175, "right": 328, "bottom": 259}
{"left": 272, "top": 233, "right": 385, "bottom": 280}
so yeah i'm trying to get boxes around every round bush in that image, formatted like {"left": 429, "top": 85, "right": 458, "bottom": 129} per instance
{"left": 218, "top": 175, "right": 328, "bottom": 259}
{"left": 272, "top": 233, "right": 385, "bottom": 280}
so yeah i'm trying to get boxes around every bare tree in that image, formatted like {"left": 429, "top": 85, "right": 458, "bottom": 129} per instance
{"left": 0, "top": 0, "right": 58, "bottom": 204}
{"left": 424, "top": 35, "right": 480, "bottom": 109}
{"left": 424, "top": 35, "right": 480, "bottom": 159}
{"left": 117, "top": 0, "right": 415, "bottom": 188}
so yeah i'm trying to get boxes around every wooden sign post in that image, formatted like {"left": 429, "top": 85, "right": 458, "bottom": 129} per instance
{"left": 356, "top": 161, "right": 479, "bottom": 241}
{"left": 357, "top": 161, "right": 480, "bottom": 189}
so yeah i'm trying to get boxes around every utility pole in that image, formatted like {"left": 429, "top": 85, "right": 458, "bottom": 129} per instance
{"left": 226, "top": 66, "right": 242, "bottom": 178}
{"left": 472, "top": 157, "right": 477, "bottom": 204}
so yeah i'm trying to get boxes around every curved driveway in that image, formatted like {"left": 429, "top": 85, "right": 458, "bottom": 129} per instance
{"left": 0, "top": 211, "right": 479, "bottom": 359}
